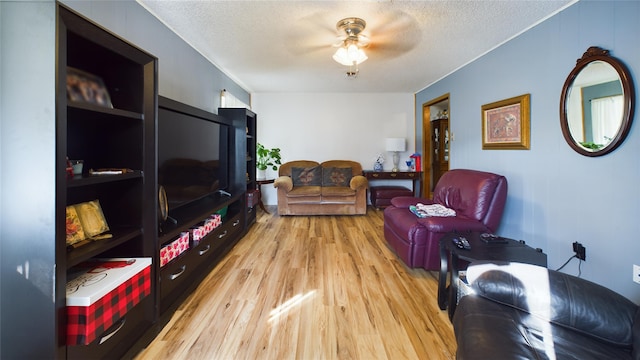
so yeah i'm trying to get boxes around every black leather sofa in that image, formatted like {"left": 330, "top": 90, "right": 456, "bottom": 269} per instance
{"left": 453, "top": 261, "right": 639, "bottom": 359}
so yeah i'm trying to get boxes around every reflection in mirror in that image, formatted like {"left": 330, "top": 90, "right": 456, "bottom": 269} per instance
{"left": 560, "top": 47, "right": 635, "bottom": 157}
{"left": 566, "top": 61, "right": 623, "bottom": 150}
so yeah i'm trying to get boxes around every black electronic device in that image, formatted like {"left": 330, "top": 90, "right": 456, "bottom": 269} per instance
{"left": 158, "top": 97, "right": 231, "bottom": 212}
{"left": 453, "top": 236, "right": 471, "bottom": 250}
{"left": 480, "top": 232, "right": 508, "bottom": 244}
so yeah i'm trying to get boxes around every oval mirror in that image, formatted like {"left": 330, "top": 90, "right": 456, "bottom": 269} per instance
{"left": 560, "top": 46, "right": 635, "bottom": 156}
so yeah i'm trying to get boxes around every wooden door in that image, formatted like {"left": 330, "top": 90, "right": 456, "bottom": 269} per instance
{"left": 422, "top": 94, "right": 450, "bottom": 197}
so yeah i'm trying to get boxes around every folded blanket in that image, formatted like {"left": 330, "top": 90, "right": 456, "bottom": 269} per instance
{"left": 410, "top": 203, "right": 456, "bottom": 218}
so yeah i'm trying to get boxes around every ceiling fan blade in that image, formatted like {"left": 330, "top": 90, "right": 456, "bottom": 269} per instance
{"left": 288, "top": 11, "right": 341, "bottom": 55}
{"left": 367, "top": 10, "right": 421, "bottom": 58}
{"left": 368, "top": 41, "right": 416, "bottom": 59}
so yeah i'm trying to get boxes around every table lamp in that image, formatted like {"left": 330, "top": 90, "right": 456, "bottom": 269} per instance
{"left": 386, "top": 138, "right": 406, "bottom": 172}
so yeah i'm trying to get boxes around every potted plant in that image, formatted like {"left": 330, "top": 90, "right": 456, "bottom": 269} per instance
{"left": 256, "top": 143, "right": 282, "bottom": 179}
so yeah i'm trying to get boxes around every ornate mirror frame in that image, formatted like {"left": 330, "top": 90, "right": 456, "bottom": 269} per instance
{"left": 559, "top": 46, "right": 635, "bottom": 157}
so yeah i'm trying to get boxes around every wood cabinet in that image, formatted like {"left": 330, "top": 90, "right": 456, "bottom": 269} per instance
{"left": 57, "top": 4, "right": 157, "bottom": 358}
{"left": 157, "top": 194, "right": 244, "bottom": 315}
{"left": 156, "top": 100, "right": 249, "bottom": 326}
{"left": 219, "top": 108, "right": 257, "bottom": 229}
{"left": 430, "top": 118, "right": 449, "bottom": 189}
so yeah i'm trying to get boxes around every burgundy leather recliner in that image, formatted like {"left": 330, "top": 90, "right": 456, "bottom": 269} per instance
{"left": 383, "top": 169, "right": 508, "bottom": 270}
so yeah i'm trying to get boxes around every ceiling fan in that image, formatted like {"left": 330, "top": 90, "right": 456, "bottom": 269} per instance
{"left": 334, "top": 17, "right": 370, "bottom": 49}
{"left": 289, "top": 10, "right": 419, "bottom": 75}
{"left": 332, "top": 17, "right": 370, "bottom": 77}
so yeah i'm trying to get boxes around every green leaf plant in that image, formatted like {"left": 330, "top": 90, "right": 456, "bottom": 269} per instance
{"left": 256, "top": 143, "right": 282, "bottom": 171}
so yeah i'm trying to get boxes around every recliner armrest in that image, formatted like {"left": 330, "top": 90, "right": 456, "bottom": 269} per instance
{"left": 273, "top": 176, "right": 293, "bottom": 192}
{"left": 389, "top": 196, "right": 434, "bottom": 208}
{"left": 468, "top": 261, "right": 638, "bottom": 348}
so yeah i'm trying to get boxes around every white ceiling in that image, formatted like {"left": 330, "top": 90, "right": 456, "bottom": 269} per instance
{"left": 138, "top": 0, "right": 576, "bottom": 94}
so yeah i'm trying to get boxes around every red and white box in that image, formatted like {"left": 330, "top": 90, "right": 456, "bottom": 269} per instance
{"left": 204, "top": 214, "right": 222, "bottom": 234}
{"left": 189, "top": 227, "right": 204, "bottom": 246}
{"left": 203, "top": 220, "right": 213, "bottom": 234}
{"left": 160, "top": 232, "right": 189, "bottom": 267}
{"left": 209, "top": 214, "right": 222, "bottom": 228}
{"left": 66, "top": 257, "right": 152, "bottom": 345}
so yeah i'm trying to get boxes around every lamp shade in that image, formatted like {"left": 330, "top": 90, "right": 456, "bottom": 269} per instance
{"left": 386, "top": 138, "right": 406, "bottom": 152}
{"left": 333, "top": 44, "right": 368, "bottom": 66}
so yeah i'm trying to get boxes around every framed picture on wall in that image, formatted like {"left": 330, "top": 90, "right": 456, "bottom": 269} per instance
{"left": 481, "top": 94, "right": 530, "bottom": 150}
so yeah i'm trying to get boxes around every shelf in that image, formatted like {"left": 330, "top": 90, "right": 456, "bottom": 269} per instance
{"left": 68, "top": 101, "right": 144, "bottom": 120}
{"left": 218, "top": 107, "right": 257, "bottom": 231}
{"left": 159, "top": 193, "right": 241, "bottom": 240}
{"left": 66, "top": 227, "right": 143, "bottom": 268}
{"left": 67, "top": 170, "right": 143, "bottom": 188}
{"left": 54, "top": 5, "right": 158, "bottom": 358}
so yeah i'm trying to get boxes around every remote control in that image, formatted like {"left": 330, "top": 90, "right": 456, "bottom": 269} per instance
{"left": 480, "top": 232, "right": 508, "bottom": 244}
{"left": 452, "top": 236, "right": 471, "bottom": 250}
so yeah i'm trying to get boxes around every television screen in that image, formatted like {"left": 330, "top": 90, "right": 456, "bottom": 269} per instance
{"left": 158, "top": 101, "right": 229, "bottom": 211}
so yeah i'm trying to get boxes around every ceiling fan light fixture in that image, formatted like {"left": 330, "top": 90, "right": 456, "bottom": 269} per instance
{"left": 332, "top": 17, "right": 369, "bottom": 73}
{"left": 332, "top": 44, "right": 368, "bottom": 66}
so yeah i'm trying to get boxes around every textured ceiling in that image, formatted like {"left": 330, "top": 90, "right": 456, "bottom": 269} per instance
{"left": 138, "top": 0, "right": 576, "bottom": 93}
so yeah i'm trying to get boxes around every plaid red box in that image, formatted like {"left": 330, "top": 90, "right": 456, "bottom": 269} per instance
{"left": 66, "top": 258, "right": 152, "bottom": 345}
{"left": 160, "top": 232, "right": 189, "bottom": 267}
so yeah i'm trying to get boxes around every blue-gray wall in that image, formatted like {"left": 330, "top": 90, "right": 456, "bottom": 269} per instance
{"left": 1, "top": 1, "right": 58, "bottom": 357}
{"left": 416, "top": 0, "right": 640, "bottom": 302}
{"left": 62, "top": 0, "right": 250, "bottom": 113}
{"left": 1, "top": 1, "right": 250, "bottom": 356}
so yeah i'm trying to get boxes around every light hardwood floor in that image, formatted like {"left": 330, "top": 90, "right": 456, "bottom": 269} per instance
{"left": 135, "top": 207, "right": 456, "bottom": 360}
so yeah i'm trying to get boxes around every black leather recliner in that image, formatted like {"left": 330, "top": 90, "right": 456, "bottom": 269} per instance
{"left": 453, "top": 261, "right": 639, "bottom": 360}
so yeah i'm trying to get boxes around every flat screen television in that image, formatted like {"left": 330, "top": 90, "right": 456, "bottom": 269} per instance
{"left": 158, "top": 97, "right": 230, "bottom": 212}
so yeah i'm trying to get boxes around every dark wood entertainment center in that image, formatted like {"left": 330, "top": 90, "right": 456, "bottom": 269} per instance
{"left": 219, "top": 108, "right": 258, "bottom": 229}
{"left": 4, "top": 4, "right": 256, "bottom": 358}
{"left": 156, "top": 98, "right": 253, "bottom": 323}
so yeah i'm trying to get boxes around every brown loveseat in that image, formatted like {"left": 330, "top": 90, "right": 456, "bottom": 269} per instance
{"left": 273, "top": 160, "right": 368, "bottom": 215}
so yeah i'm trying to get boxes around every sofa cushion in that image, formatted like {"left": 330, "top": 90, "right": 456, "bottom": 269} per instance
{"left": 291, "top": 166, "right": 322, "bottom": 187}
{"left": 322, "top": 167, "right": 352, "bottom": 187}
{"left": 322, "top": 186, "right": 355, "bottom": 196}
{"left": 321, "top": 186, "right": 356, "bottom": 204}
{"left": 286, "top": 186, "right": 321, "bottom": 197}
{"left": 468, "top": 261, "right": 638, "bottom": 347}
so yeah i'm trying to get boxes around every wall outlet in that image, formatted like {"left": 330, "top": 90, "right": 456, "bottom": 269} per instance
{"left": 572, "top": 241, "right": 586, "bottom": 261}
{"left": 633, "top": 265, "right": 640, "bottom": 284}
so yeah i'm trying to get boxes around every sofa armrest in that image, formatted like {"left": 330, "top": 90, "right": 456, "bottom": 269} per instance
{"left": 273, "top": 176, "right": 293, "bottom": 192}
{"left": 389, "top": 196, "right": 435, "bottom": 208}
{"left": 350, "top": 175, "right": 368, "bottom": 191}
{"left": 467, "top": 261, "right": 638, "bottom": 347}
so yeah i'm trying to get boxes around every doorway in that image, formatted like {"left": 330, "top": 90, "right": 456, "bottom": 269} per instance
{"left": 422, "top": 94, "right": 450, "bottom": 198}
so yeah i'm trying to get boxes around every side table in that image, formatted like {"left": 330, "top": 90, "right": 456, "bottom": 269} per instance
{"left": 363, "top": 170, "right": 422, "bottom": 196}
{"left": 256, "top": 178, "right": 275, "bottom": 214}
{"left": 438, "top": 231, "right": 547, "bottom": 320}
